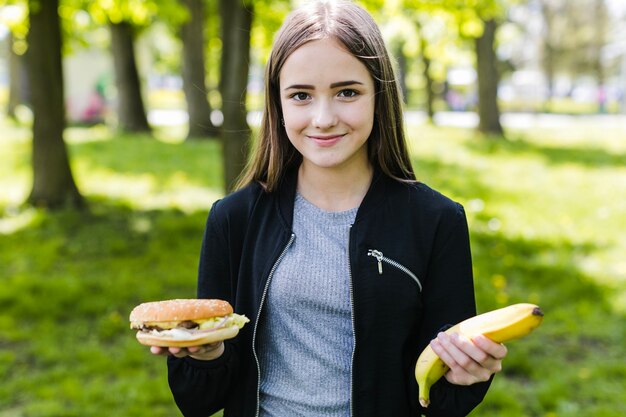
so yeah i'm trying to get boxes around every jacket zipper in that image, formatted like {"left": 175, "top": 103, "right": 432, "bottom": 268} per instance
{"left": 253, "top": 232, "right": 296, "bottom": 417}
{"left": 367, "top": 249, "right": 422, "bottom": 292}
{"left": 348, "top": 225, "right": 356, "bottom": 417}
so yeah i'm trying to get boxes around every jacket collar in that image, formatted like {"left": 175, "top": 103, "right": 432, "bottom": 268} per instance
{"left": 275, "top": 164, "right": 391, "bottom": 230}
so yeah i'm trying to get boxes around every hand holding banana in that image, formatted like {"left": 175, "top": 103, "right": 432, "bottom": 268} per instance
{"left": 415, "top": 303, "right": 544, "bottom": 408}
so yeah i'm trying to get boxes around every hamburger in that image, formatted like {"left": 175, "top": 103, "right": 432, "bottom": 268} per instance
{"left": 129, "top": 299, "right": 249, "bottom": 347}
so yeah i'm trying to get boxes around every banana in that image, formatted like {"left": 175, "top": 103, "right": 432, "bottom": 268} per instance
{"left": 415, "top": 303, "right": 544, "bottom": 408}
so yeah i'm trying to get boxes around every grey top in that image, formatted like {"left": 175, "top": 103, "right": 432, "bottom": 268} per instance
{"left": 257, "top": 192, "right": 358, "bottom": 417}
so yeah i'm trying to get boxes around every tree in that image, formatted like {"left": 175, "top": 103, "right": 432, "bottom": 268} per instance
{"left": 475, "top": 18, "right": 503, "bottom": 135}
{"left": 535, "top": 0, "right": 611, "bottom": 112}
{"left": 180, "top": 0, "right": 219, "bottom": 139}
{"left": 219, "top": 0, "right": 253, "bottom": 192}
{"left": 538, "top": 0, "right": 564, "bottom": 104}
{"left": 403, "top": 0, "right": 507, "bottom": 134}
{"left": 109, "top": 20, "right": 151, "bottom": 133}
{"left": 25, "top": 0, "right": 83, "bottom": 208}
{"left": 415, "top": 22, "right": 436, "bottom": 121}
{"left": 81, "top": 0, "right": 157, "bottom": 133}
{"left": 590, "top": 0, "right": 608, "bottom": 112}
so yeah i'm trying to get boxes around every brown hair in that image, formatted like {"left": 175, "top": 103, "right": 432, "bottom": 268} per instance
{"left": 235, "top": 0, "right": 415, "bottom": 191}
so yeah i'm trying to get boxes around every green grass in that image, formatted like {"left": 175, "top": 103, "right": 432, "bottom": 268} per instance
{"left": 409, "top": 123, "right": 626, "bottom": 416}
{"left": 1, "top": 116, "right": 626, "bottom": 416}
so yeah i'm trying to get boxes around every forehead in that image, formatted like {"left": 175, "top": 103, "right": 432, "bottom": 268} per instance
{"left": 279, "top": 38, "right": 373, "bottom": 87}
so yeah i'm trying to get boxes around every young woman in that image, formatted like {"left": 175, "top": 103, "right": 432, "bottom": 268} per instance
{"left": 155, "top": 1, "right": 507, "bottom": 416}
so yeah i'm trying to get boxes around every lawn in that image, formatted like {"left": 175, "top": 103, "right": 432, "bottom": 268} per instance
{"left": 1, "top": 115, "right": 625, "bottom": 416}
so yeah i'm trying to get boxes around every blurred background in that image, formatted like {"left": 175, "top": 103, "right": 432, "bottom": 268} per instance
{"left": 0, "top": 0, "right": 625, "bottom": 416}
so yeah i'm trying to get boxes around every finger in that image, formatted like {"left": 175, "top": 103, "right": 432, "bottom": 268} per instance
{"left": 430, "top": 336, "right": 475, "bottom": 385}
{"left": 169, "top": 347, "right": 191, "bottom": 358}
{"left": 448, "top": 333, "right": 492, "bottom": 365}
{"left": 187, "top": 342, "right": 218, "bottom": 354}
{"left": 187, "top": 345, "right": 212, "bottom": 354}
{"left": 430, "top": 333, "right": 460, "bottom": 369}
{"left": 150, "top": 346, "right": 165, "bottom": 355}
{"left": 473, "top": 335, "right": 508, "bottom": 360}
{"left": 189, "top": 342, "right": 225, "bottom": 360}
{"left": 450, "top": 334, "right": 503, "bottom": 375}
{"left": 438, "top": 333, "right": 491, "bottom": 379}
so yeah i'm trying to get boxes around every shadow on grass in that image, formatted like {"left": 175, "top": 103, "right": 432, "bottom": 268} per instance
{"left": 70, "top": 134, "right": 224, "bottom": 189}
{"left": 412, "top": 155, "right": 524, "bottom": 206}
{"left": 470, "top": 228, "right": 608, "bottom": 310}
{"left": 0, "top": 200, "right": 215, "bottom": 415}
{"left": 467, "top": 135, "right": 626, "bottom": 169}
{"left": 0, "top": 201, "right": 207, "bottom": 322}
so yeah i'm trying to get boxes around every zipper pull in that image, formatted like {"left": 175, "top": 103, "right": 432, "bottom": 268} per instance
{"left": 367, "top": 249, "right": 383, "bottom": 275}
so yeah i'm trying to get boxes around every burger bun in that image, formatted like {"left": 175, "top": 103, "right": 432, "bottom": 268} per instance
{"left": 136, "top": 325, "right": 240, "bottom": 348}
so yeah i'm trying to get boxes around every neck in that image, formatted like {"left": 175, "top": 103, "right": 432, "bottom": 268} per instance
{"left": 297, "top": 162, "right": 373, "bottom": 212}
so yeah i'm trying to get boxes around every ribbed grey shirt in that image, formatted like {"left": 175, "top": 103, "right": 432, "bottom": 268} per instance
{"left": 257, "top": 193, "right": 358, "bottom": 417}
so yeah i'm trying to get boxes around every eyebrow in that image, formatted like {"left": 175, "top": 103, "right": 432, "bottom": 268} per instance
{"left": 283, "top": 80, "right": 364, "bottom": 91}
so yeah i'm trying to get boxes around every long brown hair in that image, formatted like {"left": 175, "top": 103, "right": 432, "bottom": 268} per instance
{"left": 235, "top": 0, "right": 415, "bottom": 192}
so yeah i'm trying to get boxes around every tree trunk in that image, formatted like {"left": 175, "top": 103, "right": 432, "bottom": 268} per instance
{"left": 543, "top": 40, "right": 555, "bottom": 112}
{"left": 475, "top": 18, "right": 503, "bottom": 136}
{"left": 109, "top": 21, "right": 151, "bottom": 133}
{"left": 25, "top": 0, "right": 83, "bottom": 208}
{"left": 419, "top": 35, "right": 435, "bottom": 122}
{"left": 540, "top": 0, "right": 555, "bottom": 112}
{"left": 180, "top": 0, "right": 219, "bottom": 139}
{"left": 593, "top": 0, "right": 607, "bottom": 113}
{"left": 219, "top": 0, "right": 252, "bottom": 192}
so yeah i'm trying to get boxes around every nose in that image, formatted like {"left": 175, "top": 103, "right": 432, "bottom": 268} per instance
{"left": 312, "top": 100, "right": 338, "bottom": 129}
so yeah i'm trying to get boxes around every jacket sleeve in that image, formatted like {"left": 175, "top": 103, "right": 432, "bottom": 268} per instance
{"left": 419, "top": 203, "right": 492, "bottom": 417}
{"left": 167, "top": 200, "right": 240, "bottom": 417}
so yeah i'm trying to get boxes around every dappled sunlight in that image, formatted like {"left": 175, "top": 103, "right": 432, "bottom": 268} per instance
{"left": 75, "top": 165, "right": 221, "bottom": 213}
{"left": 407, "top": 123, "right": 626, "bottom": 317}
{"left": 0, "top": 177, "right": 29, "bottom": 208}
{"left": 1, "top": 123, "right": 223, "bottom": 215}
{"left": 65, "top": 125, "right": 112, "bottom": 143}
{"left": 0, "top": 207, "right": 37, "bottom": 234}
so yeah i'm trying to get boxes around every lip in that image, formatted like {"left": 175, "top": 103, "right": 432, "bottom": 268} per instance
{"left": 307, "top": 134, "right": 345, "bottom": 147}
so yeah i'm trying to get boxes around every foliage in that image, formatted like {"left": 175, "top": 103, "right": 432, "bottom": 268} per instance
{"left": 1, "top": 118, "right": 626, "bottom": 416}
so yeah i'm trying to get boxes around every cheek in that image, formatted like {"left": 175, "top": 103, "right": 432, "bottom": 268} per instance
{"left": 281, "top": 103, "right": 306, "bottom": 129}
{"left": 346, "top": 100, "right": 376, "bottom": 133}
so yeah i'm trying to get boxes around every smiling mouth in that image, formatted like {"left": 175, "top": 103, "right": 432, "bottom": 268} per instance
{"left": 308, "top": 134, "right": 345, "bottom": 140}
{"left": 307, "top": 134, "right": 345, "bottom": 147}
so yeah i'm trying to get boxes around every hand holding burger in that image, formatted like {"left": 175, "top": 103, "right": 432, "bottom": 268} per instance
{"left": 130, "top": 299, "right": 249, "bottom": 360}
{"left": 150, "top": 342, "right": 225, "bottom": 361}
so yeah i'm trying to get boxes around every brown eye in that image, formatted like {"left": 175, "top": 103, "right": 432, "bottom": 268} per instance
{"left": 291, "top": 92, "right": 310, "bottom": 101}
{"left": 338, "top": 89, "right": 358, "bottom": 98}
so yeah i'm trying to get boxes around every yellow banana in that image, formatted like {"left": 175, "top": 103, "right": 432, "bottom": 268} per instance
{"left": 415, "top": 303, "right": 544, "bottom": 408}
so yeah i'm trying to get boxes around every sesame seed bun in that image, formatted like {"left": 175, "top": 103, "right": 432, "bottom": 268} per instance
{"left": 129, "top": 299, "right": 233, "bottom": 328}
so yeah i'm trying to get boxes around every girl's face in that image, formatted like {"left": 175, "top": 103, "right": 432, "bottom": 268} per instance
{"left": 279, "top": 38, "right": 376, "bottom": 175}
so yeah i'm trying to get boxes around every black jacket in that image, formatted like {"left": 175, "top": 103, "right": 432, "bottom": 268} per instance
{"left": 167, "top": 168, "right": 492, "bottom": 417}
